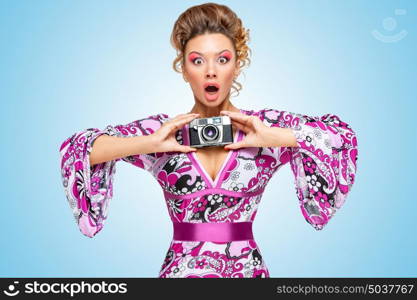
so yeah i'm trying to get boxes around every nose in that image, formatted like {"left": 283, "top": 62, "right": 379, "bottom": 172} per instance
{"left": 205, "top": 65, "right": 217, "bottom": 79}
{"left": 205, "top": 72, "right": 216, "bottom": 79}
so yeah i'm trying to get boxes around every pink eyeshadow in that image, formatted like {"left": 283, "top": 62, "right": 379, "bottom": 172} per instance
{"left": 221, "top": 50, "right": 232, "bottom": 59}
{"left": 188, "top": 53, "right": 200, "bottom": 62}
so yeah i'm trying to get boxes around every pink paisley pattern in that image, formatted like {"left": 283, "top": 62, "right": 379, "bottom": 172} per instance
{"left": 59, "top": 108, "right": 358, "bottom": 278}
{"left": 262, "top": 109, "right": 358, "bottom": 230}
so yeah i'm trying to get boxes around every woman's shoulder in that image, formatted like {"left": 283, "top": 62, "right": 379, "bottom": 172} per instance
{"left": 239, "top": 108, "right": 258, "bottom": 116}
{"left": 240, "top": 107, "right": 279, "bottom": 117}
{"left": 138, "top": 112, "right": 170, "bottom": 123}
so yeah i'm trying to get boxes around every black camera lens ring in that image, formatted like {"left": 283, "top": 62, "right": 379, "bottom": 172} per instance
{"left": 201, "top": 124, "right": 219, "bottom": 142}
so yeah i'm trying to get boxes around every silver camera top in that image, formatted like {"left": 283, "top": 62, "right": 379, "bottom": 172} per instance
{"left": 188, "top": 115, "right": 233, "bottom": 148}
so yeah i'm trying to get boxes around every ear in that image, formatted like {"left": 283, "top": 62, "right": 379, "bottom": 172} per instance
{"left": 234, "top": 66, "right": 241, "bottom": 79}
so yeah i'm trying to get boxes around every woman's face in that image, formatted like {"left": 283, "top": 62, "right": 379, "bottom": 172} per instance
{"left": 182, "top": 33, "right": 240, "bottom": 106}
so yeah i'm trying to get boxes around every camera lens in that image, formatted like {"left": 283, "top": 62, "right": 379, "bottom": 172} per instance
{"left": 202, "top": 124, "right": 219, "bottom": 141}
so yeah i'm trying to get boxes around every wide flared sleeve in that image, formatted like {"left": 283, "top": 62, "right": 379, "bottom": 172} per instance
{"left": 262, "top": 108, "right": 358, "bottom": 230}
{"left": 59, "top": 113, "right": 168, "bottom": 238}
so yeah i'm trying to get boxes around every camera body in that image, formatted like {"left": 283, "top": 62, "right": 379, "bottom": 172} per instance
{"left": 188, "top": 115, "right": 233, "bottom": 148}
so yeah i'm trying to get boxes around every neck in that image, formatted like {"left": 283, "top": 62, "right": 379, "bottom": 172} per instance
{"left": 188, "top": 94, "right": 240, "bottom": 118}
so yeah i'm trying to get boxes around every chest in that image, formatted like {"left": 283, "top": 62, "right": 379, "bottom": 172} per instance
{"left": 194, "top": 146, "right": 231, "bottom": 182}
{"left": 154, "top": 138, "right": 277, "bottom": 193}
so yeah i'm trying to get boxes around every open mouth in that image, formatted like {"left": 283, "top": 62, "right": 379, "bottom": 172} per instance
{"left": 204, "top": 83, "right": 220, "bottom": 93}
{"left": 205, "top": 85, "right": 219, "bottom": 93}
{"left": 203, "top": 82, "right": 220, "bottom": 101}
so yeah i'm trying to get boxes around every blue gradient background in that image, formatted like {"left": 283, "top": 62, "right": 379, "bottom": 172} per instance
{"left": 1, "top": 0, "right": 416, "bottom": 277}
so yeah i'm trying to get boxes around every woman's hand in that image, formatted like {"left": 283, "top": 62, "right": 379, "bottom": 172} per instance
{"left": 220, "top": 110, "right": 297, "bottom": 149}
{"left": 151, "top": 113, "right": 200, "bottom": 153}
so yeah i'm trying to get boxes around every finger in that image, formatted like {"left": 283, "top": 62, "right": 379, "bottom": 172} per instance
{"left": 173, "top": 113, "right": 199, "bottom": 121}
{"left": 224, "top": 140, "right": 246, "bottom": 150}
{"left": 220, "top": 110, "right": 251, "bottom": 123}
{"left": 231, "top": 120, "right": 249, "bottom": 133}
{"left": 176, "top": 114, "right": 199, "bottom": 126}
{"left": 177, "top": 145, "right": 197, "bottom": 153}
{"left": 169, "top": 114, "right": 199, "bottom": 131}
{"left": 222, "top": 113, "right": 254, "bottom": 130}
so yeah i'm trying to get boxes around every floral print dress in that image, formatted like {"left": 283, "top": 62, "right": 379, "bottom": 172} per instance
{"left": 59, "top": 108, "right": 358, "bottom": 278}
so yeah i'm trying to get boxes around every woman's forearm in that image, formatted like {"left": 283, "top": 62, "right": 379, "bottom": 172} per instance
{"left": 266, "top": 127, "right": 298, "bottom": 148}
{"left": 89, "top": 134, "right": 157, "bottom": 167}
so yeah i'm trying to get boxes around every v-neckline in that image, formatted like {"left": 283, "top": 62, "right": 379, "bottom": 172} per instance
{"left": 182, "top": 109, "right": 245, "bottom": 189}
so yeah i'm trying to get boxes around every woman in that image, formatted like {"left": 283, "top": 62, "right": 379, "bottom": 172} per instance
{"left": 59, "top": 3, "right": 358, "bottom": 278}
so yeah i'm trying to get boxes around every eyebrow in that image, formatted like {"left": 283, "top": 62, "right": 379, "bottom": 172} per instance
{"left": 188, "top": 49, "right": 231, "bottom": 56}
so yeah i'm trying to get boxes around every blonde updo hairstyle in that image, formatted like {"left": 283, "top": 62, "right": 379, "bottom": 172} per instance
{"left": 170, "top": 2, "right": 251, "bottom": 97}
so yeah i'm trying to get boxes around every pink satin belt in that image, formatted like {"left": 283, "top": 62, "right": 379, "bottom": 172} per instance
{"left": 173, "top": 222, "right": 253, "bottom": 242}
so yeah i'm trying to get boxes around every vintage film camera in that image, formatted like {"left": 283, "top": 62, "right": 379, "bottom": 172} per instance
{"left": 188, "top": 115, "right": 234, "bottom": 148}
